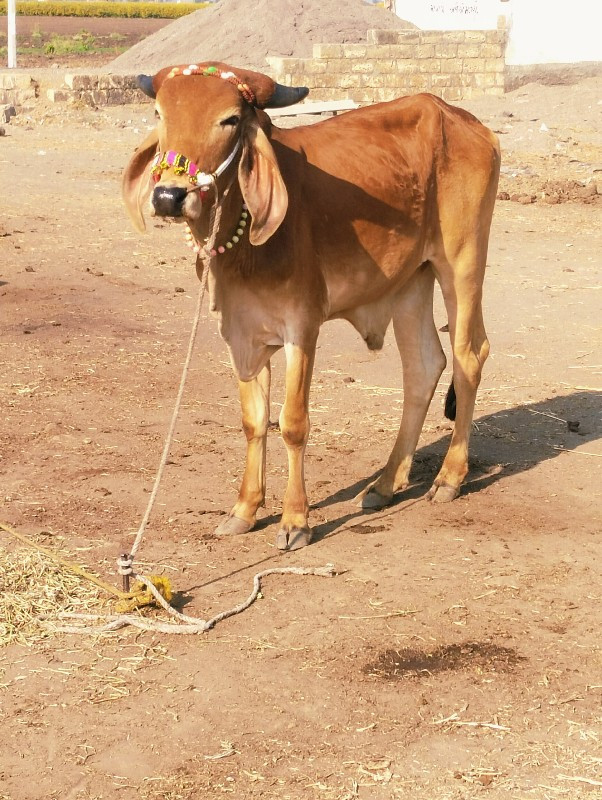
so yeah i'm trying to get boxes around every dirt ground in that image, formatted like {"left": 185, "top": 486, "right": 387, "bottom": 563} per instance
{"left": 0, "top": 70, "right": 601, "bottom": 800}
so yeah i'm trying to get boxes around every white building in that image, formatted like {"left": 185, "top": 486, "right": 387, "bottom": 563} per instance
{"left": 395, "top": 0, "right": 602, "bottom": 65}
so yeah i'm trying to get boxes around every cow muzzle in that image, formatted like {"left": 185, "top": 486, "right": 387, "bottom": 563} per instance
{"left": 152, "top": 185, "right": 188, "bottom": 217}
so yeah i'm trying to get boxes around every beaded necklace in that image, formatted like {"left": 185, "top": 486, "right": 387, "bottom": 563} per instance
{"left": 184, "top": 204, "right": 249, "bottom": 257}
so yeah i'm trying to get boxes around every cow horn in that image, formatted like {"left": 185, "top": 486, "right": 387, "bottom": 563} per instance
{"left": 136, "top": 74, "right": 156, "bottom": 99}
{"left": 262, "top": 84, "right": 309, "bottom": 109}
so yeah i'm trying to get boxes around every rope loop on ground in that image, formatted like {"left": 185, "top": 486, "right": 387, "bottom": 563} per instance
{"left": 54, "top": 565, "right": 338, "bottom": 636}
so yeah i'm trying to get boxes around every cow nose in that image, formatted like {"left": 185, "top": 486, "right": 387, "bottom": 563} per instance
{"left": 152, "top": 185, "right": 188, "bottom": 217}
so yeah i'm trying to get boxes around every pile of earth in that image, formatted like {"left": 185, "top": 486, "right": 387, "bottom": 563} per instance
{"left": 497, "top": 178, "right": 601, "bottom": 205}
{"left": 109, "top": 0, "right": 414, "bottom": 74}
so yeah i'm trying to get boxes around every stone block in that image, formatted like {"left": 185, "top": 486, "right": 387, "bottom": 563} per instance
{"left": 419, "top": 59, "right": 442, "bottom": 73}
{"left": 325, "top": 59, "right": 348, "bottom": 74}
{"left": 343, "top": 44, "right": 367, "bottom": 58}
{"left": 363, "top": 73, "right": 385, "bottom": 88}
{"left": 465, "top": 31, "right": 487, "bottom": 43}
{"left": 439, "top": 31, "right": 467, "bottom": 44}
{"left": 408, "top": 73, "right": 430, "bottom": 89}
{"left": 458, "top": 43, "right": 483, "bottom": 59}
{"left": 415, "top": 44, "right": 436, "bottom": 59}
{"left": 462, "top": 58, "right": 486, "bottom": 73}
{"left": 305, "top": 88, "right": 331, "bottom": 102}
{"left": 393, "top": 60, "right": 420, "bottom": 75}
{"left": 385, "top": 72, "right": 409, "bottom": 87}
{"left": 350, "top": 89, "right": 378, "bottom": 103}
{"left": 312, "top": 43, "right": 343, "bottom": 59}
{"left": 351, "top": 61, "right": 375, "bottom": 74}
{"left": 446, "top": 59, "right": 464, "bottom": 73}
{"left": 435, "top": 43, "right": 458, "bottom": 59}
{"left": 338, "top": 74, "right": 362, "bottom": 89}
{"left": 474, "top": 72, "right": 496, "bottom": 88}
{"left": 441, "top": 86, "right": 462, "bottom": 101}
{"left": 367, "top": 29, "right": 402, "bottom": 45}
{"left": 373, "top": 59, "right": 396, "bottom": 73}
{"left": 303, "top": 60, "right": 328, "bottom": 75}
{"left": 46, "top": 89, "right": 74, "bottom": 103}
{"left": 388, "top": 44, "right": 418, "bottom": 59}
{"left": 0, "top": 73, "right": 33, "bottom": 90}
{"left": 365, "top": 45, "right": 390, "bottom": 59}
{"left": 376, "top": 88, "right": 401, "bottom": 102}
{"left": 65, "top": 74, "right": 96, "bottom": 91}
{"left": 419, "top": 31, "right": 444, "bottom": 44}
{"left": 485, "top": 58, "right": 505, "bottom": 73}
{"left": 481, "top": 43, "right": 503, "bottom": 59}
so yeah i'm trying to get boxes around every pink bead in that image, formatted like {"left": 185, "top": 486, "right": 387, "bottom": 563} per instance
{"left": 210, "top": 249, "right": 217, "bottom": 257}
{"left": 218, "top": 246, "right": 226, "bottom": 254}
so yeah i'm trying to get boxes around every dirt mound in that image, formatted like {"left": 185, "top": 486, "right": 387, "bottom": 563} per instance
{"left": 109, "top": 0, "right": 414, "bottom": 74}
{"left": 498, "top": 178, "right": 601, "bottom": 205}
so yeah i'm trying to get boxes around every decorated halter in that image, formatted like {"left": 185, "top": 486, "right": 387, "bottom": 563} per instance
{"left": 151, "top": 64, "right": 257, "bottom": 255}
{"left": 149, "top": 64, "right": 255, "bottom": 193}
{"left": 150, "top": 141, "right": 240, "bottom": 192}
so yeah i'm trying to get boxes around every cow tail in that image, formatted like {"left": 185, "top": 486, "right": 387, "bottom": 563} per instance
{"left": 444, "top": 380, "right": 456, "bottom": 421}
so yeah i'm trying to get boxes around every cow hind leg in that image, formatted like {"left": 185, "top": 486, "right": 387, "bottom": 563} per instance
{"left": 361, "top": 263, "right": 446, "bottom": 509}
{"left": 215, "top": 363, "right": 271, "bottom": 536}
{"left": 429, "top": 247, "right": 490, "bottom": 502}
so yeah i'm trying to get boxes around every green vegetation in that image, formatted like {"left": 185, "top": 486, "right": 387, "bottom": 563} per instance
{"left": 0, "top": 1, "right": 204, "bottom": 19}
{"left": 44, "top": 29, "right": 95, "bottom": 54}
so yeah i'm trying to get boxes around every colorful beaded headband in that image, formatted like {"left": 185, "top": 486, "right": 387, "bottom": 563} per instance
{"left": 165, "top": 63, "right": 256, "bottom": 105}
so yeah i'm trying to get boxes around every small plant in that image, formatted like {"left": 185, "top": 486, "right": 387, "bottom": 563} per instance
{"left": 43, "top": 30, "right": 95, "bottom": 56}
{"left": 31, "top": 23, "right": 44, "bottom": 45}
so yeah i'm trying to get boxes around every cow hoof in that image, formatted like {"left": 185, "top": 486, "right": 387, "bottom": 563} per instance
{"left": 360, "top": 488, "right": 392, "bottom": 510}
{"left": 426, "top": 483, "right": 459, "bottom": 503}
{"left": 215, "top": 515, "right": 253, "bottom": 536}
{"left": 276, "top": 527, "right": 312, "bottom": 551}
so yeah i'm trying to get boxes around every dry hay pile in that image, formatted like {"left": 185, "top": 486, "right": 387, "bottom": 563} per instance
{"left": 0, "top": 544, "right": 106, "bottom": 646}
{"left": 110, "top": 0, "right": 414, "bottom": 74}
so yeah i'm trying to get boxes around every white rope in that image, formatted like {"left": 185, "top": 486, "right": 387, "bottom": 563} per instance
{"left": 54, "top": 565, "right": 337, "bottom": 635}
{"left": 123, "top": 188, "right": 224, "bottom": 569}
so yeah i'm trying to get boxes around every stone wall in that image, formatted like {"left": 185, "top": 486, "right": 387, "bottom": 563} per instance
{"left": 266, "top": 24, "right": 506, "bottom": 103}
{"left": 0, "top": 72, "right": 38, "bottom": 106}
{"left": 47, "top": 73, "right": 141, "bottom": 105}
{"left": 13, "top": 21, "right": 507, "bottom": 108}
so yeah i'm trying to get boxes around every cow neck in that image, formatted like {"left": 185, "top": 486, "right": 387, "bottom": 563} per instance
{"left": 184, "top": 181, "right": 248, "bottom": 259}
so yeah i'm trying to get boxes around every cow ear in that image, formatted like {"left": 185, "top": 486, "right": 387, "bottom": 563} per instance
{"left": 238, "top": 120, "right": 287, "bottom": 246}
{"left": 122, "top": 128, "right": 159, "bottom": 232}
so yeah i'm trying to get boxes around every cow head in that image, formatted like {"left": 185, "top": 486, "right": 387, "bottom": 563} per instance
{"left": 122, "top": 63, "right": 309, "bottom": 246}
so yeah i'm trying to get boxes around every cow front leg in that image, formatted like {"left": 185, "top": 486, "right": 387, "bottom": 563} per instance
{"left": 277, "top": 339, "right": 316, "bottom": 551}
{"left": 215, "top": 363, "right": 271, "bottom": 536}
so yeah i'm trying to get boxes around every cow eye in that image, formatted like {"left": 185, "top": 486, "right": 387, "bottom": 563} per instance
{"left": 221, "top": 115, "right": 240, "bottom": 127}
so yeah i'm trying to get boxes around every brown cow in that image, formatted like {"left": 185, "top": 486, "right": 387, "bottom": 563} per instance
{"left": 123, "top": 63, "right": 500, "bottom": 551}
